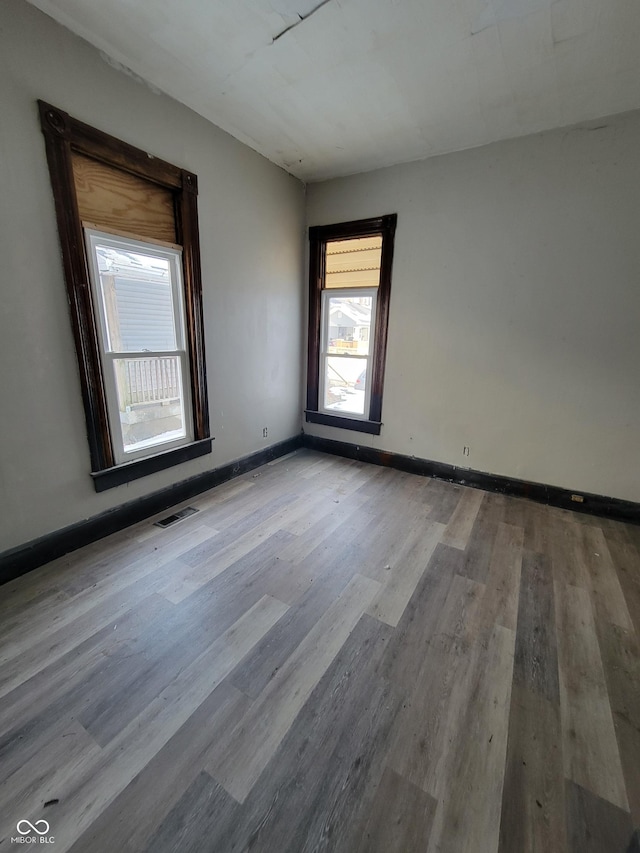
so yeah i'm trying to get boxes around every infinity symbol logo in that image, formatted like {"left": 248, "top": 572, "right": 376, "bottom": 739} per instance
{"left": 16, "top": 819, "right": 50, "bottom": 835}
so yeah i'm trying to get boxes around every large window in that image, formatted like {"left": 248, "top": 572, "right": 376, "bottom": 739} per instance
{"left": 306, "top": 215, "right": 397, "bottom": 435}
{"left": 39, "top": 102, "right": 211, "bottom": 490}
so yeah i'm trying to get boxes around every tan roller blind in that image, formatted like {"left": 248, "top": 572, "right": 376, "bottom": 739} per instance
{"left": 325, "top": 235, "right": 382, "bottom": 288}
{"left": 71, "top": 152, "right": 177, "bottom": 244}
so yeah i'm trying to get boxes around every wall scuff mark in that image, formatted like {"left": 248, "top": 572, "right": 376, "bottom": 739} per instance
{"left": 99, "top": 51, "right": 162, "bottom": 95}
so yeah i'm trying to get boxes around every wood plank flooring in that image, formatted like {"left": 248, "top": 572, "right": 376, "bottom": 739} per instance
{"left": 0, "top": 449, "right": 639, "bottom": 852}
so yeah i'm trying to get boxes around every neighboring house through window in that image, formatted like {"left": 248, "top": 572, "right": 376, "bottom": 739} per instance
{"left": 306, "top": 215, "right": 397, "bottom": 435}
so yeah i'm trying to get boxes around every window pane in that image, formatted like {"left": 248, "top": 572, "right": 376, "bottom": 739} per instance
{"left": 324, "top": 356, "right": 367, "bottom": 415}
{"left": 325, "top": 236, "right": 382, "bottom": 288}
{"left": 326, "top": 295, "right": 372, "bottom": 356}
{"left": 113, "top": 356, "right": 186, "bottom": 453}
{"left": 96, "top": 244, "right": 178, "bottom": 352}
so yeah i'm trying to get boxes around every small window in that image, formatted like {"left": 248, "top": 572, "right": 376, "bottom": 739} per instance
{"left": 85, "top": 230, "right": 193, "bottom": 464}
{"left": 306, "top": 216, "right": 397, "bottom": 435}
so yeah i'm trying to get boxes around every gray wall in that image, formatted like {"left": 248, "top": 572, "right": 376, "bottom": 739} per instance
{"left": 2, "top": 0, "right": 638, "bottom": 555}
{"left": 0, "top": 0, "right": 305, "bottom": 551}
{"left": 306, "top": 113, "right": 640, "bottom": 503}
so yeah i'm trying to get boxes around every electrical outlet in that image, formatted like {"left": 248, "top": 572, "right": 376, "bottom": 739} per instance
{"left": 571, "top": 494, "right": 584, "bottom": 503}
{"left": 463, "top": 446, "right": 470, "bottom": 457}
{"left": 263, "top": 427, "right": 268, "bottom": 438}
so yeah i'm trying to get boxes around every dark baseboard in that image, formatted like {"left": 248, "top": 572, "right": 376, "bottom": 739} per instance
{"left": 302, "top": 434, "right": 640, "bottom": 526}
{"left": 4, "top": 430, "right": 637, "bottom": 586}
{"left": 0, "top": 435, "right": 303, "bottom": 586}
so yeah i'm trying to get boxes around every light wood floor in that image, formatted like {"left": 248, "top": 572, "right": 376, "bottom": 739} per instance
{"left": 1, "top": 450, "right": 639, "bottom": 852}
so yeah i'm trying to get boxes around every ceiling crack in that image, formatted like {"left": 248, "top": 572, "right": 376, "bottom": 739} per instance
{"left": 272, "top": 0, "right": 336, "bottom": 43}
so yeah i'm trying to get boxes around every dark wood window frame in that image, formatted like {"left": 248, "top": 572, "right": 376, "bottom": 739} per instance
{"left": 38, "top": 101, "right": 211, "bottom": 492}
{"left": 305, "top": 214, "right": 397, "bottom": 436}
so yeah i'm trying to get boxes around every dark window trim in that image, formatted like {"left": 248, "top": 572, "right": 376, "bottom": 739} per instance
{"left": 91, "top": 438, "right": 213, "bottom": 492}
{"left": 306, "top": 214, "right": 397, "bottom": 433}
{"left": 38, "top": 101, "right": 210, "bottom": 488}
{"left": 304, "top": 410, "right": 382, "bottom": 435}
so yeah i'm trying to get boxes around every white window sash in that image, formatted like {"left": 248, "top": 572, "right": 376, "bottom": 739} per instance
{"left": 84, "top": 228, "right": 194, "bottom": 464}
{"left": 319, "top": 286, "right": 377, "bottom": 420}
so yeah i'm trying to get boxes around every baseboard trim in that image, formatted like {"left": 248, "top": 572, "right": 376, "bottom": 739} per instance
{"left": 4, "top": 431, "right": 637, "bottom": 586}
{"left": 302, "top": 434, "right": 640, "bottom": 526}
{"left": 0, "top": 435, "right": 303, "bottom": 586}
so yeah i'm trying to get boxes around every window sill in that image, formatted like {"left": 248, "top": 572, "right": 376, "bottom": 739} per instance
{"left": 91, "top": 437, "right": 213, "bottom": 492}
{"left": 305, "top": 410, "right": 382, "bottom": 435}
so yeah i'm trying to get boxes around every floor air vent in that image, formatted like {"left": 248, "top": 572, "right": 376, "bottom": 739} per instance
{"left": 154, "top": 506, "right": 199, "bottom": 528}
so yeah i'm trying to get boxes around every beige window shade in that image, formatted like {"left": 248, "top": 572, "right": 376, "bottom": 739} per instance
{"left": 71, "top": 152, "right": 177, "bottom": 245}
{"left": 325, "top": 235, "right": 382, "bottom": 288}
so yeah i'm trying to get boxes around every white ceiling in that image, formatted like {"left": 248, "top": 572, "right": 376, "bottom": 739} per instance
{"left": 27, "top": 0, "right": 640, "bottom": 181}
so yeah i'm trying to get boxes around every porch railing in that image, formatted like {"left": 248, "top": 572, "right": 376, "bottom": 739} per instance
{"left": 123, "top": 357, "right": 180, "bottom": 406}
